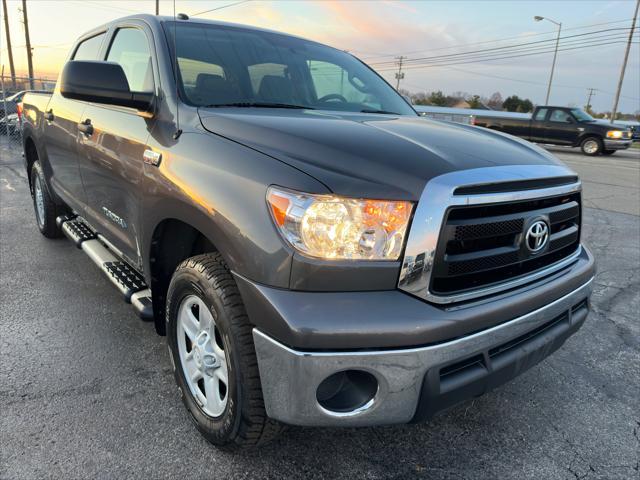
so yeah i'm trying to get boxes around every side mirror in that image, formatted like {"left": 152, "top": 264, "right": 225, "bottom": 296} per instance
{"left": 60, "top": 61, "right": 153, "bottom": 111}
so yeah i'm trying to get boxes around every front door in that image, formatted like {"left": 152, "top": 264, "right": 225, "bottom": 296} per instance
{"left": 545, "top": 109, "right": 580, "bottom": 145}
{"left": 77, "top": 24, "right": 157, "bottom": 268}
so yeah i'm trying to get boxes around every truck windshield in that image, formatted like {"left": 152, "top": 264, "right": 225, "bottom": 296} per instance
{"left": 570, "top": 109, "right": 595, "bottom": 122}
{"left": 163, "top": 22, "right": 415, "bottom": 115}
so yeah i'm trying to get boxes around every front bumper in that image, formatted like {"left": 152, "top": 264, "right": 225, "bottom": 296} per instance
{"left": 253, "top": 277, "right": 593, "bottom": 427}
{"left": 604, "top": 138, "right": 632, "bottom": 150}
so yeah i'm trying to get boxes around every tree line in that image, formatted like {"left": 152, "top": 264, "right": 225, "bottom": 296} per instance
{"left": 400, "top": 89, "right": 640, "bottom": 120}
{"left": 401, "top": 90, "right": 535, "bottom": 113}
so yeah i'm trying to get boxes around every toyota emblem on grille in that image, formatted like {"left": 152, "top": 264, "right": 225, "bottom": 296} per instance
{"left": 525, "top": 220, "right": 549, "bottom": 253}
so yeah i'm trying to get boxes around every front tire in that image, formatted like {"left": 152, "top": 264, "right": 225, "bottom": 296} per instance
{"left": 166, "top": 253, "right": 282, "bottom": 450}
{"left": 580, "top": 136, "right": 603, "bottom": 156}
{"left": 30, "top": 161, "right": 63, "bottom": 238}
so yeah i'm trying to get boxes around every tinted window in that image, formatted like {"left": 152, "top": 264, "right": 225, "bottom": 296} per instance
{"left": 164, "top": 22, "right": 415, "bottom": 115}
{"left": 106, "top": 28, "right": 153, "bottom": 92}
{"left": 73, "top": 33, "right": 106, "bottom": 60}
{"left": 570, "top": 108, "right": 594, "bottom": 122}
{"left": 549, "top": 109, "right": 573, "bottom": 123}
{"left": 533, "top": 108, "right": 548, "bottom": 121}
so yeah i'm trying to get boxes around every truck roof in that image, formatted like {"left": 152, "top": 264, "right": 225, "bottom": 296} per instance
{"left": 81, "top": 13, "right": 321, "bottom": 48}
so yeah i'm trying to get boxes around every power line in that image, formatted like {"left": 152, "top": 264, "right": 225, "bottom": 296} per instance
{"left": 372, "top": 38, "right": 638, "bottom": 72}
{"left": 368, "top": 27, "right": 638, "bottom": 67}
{"left": 190, "top": 0, "right": 251, "bottom": 17}
{"left": 372, "top": 32, "right": 637, "bottom": 69}
{"left": 394, "top": 64, "right": 640, "bottom": 102}
{"left": 355, "top": 18, "right": 636, "bottom": 60}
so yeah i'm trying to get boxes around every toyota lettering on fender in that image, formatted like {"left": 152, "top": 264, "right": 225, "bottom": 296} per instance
{"left": 20, "top": 14, "right": 595, "bottom": 450}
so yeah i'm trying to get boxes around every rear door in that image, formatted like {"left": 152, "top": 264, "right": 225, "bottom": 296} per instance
{"left": 42, "top": 31, "right": 106, "bottom": 211}
{"left": 77, "top": 22, "right": 157, "bottom": 268}
{"left": 544, "top": 108, "right": 580, "bottom": 145}
{"left": 529, "top": 107, "right": 549, "bottom": 143}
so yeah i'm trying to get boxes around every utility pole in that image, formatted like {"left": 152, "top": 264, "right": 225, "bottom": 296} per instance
{"left": 21, "top": 0, "right": 34, "bottom": 89}
{"left": 155, "top": 0, "right": 159, "bottom": 15}
{"left": 395, "top": 55, "right": 406, "bottom": 90}
{"left": 585, "top": 88, "right": 596, "bottom": 112}
{"left": 610, "top": 0, "right": 639, "bottom": 123}
{"left": 2, "top": 0, "right": 16, "bottom": 89}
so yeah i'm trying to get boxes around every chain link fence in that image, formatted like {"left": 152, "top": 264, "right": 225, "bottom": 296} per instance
{"left": 1, "top": 74, "right": 56, "bottom": 150}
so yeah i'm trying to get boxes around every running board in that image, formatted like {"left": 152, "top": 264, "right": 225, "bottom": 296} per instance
{"left": 59, "top": 216, "right": 153, "bottom": 322}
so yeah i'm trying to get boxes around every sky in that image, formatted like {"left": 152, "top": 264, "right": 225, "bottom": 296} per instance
{"left": 1, "top": 0, "right": 639, "bottom": 113}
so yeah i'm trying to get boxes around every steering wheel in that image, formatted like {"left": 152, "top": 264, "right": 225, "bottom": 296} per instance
{"left": 317, "top": 93, "right": 348, "bottom": 103}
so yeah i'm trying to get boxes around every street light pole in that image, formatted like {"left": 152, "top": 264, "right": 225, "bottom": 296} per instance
{"left": 534, "top": 16, "right": 562, "bottom": 105}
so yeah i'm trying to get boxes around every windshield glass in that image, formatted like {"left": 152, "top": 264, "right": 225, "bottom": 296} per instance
{"left": 163, "top": 22, "right": 415, "bottom": 115}
{"left": 570, "top": 108, "right": 594, "bottom": 122}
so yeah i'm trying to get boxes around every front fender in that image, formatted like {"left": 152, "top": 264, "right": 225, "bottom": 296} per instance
{"left": 141, "top": 130, "right": 329, "bottom": 288}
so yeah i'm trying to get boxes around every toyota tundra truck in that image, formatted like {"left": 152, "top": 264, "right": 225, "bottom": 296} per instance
{"left": 21, "top": 14, "right": 595, "bottom": 450}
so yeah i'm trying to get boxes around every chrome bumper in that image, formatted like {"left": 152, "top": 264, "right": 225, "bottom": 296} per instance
{"left": 253, "top": 277, "right": 593, "bottom": 427}
{"left": 604, "top": 139, "right": 632, "bottom": 149}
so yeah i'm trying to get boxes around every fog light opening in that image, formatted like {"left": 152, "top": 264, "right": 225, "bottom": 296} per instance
{"left": 316, "top": 370, "right": 378, "bottom": 414}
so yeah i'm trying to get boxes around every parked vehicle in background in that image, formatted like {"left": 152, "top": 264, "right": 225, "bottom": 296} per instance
{"left": 414, "top": 105, "right": 529, "bottom": 125}
{"left": 0, "top": 113, "right": 20, "bottom": 135}
{"left": 416, "top": 105, "right": 633, "bottom": 155}
{"left": 615, "top": 120, "right": 640, "bottom": 142}
{"left": 1, "top": 90, "right": 50, "bottom": 117}
{"left": 473, "top": 106, "right": 632, "bottom": 156}
{"left": 21, "top": 14, "right": 595, "bottom": 450}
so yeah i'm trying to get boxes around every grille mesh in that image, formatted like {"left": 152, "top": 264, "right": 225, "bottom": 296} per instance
{"left": 431, "top": 192, "right": 581, "bottom": 296}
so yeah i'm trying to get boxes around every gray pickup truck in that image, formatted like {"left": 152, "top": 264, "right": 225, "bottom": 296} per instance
{"left": 22, "top": 14, "right": 595, "bottom": 450}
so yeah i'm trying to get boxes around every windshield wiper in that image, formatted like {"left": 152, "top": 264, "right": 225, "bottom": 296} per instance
{"left": 360, "top": 109, "right": 400, "bottom": 115}
{"left": 205, "top": 102, "right": 314, "bottom": 110}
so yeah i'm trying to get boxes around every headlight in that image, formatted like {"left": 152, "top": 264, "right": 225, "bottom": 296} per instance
{"left": 267, "top": 186, "right": 413, "bottom": 260}
{"left": 606, "top": 130, "right": 623, "bottom": 139}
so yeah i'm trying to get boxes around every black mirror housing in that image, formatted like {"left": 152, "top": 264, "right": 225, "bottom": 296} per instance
{"left": 60, "top": 61, "right": 153, "bottom": 111}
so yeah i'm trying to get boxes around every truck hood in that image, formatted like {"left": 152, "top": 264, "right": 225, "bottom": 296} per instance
{"left": 587, "top": 119, "right": 629, "bottom": 130}
{"left": 198, "top": 109, "right": 564, "bottom": 200}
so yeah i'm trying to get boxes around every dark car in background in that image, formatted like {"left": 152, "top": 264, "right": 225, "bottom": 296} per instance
{"left": 472, "top": 106, "right": 633, "bottom": 156}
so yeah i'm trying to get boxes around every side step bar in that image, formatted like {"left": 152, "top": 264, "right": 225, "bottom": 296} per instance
{"left": 58, "top": 215, "right": 153, "bottom": 322}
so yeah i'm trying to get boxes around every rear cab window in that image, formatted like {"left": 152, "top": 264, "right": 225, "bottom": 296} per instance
{"left": 533, "top": 108, "right": 548, "bottom": 122}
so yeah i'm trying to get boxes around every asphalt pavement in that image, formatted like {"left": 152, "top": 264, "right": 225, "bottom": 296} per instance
{"left": 1, "top": 140, "right": 639, "bottom": 480}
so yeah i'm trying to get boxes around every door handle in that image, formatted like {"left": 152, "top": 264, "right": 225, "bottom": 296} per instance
{"left": 44, "top": 109, "right": 54, "bottom": 121}
{"left": 78, "top": 119, "right": 94, "bottom": 136}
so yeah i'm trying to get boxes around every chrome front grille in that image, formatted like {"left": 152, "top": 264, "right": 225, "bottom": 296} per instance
{"left": 430, "top": 192, "right": 581, "bottom": 295}
{"left": 398, "top": 165, "right": 583, "bottom": 304}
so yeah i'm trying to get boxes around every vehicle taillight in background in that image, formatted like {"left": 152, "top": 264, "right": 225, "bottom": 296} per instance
{"left": 16, "top": 102, "right": 23, "bottom": 122}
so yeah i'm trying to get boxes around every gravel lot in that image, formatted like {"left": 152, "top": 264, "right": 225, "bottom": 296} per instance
{"left": 1, "top": 139, "right": 639, "bottom": 480}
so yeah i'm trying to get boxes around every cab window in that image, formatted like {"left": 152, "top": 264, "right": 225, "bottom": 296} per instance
{"left": 73, "top": 33, "right": 106, "bottom": 61}
{"left": 533, "top": 108, "right": 548, "bottom": 121}
{"left": 106, "top": 28, "right": 154, "bottom": 92}
{"left": 549, "top": 109, "right": 573, "bottom": 123}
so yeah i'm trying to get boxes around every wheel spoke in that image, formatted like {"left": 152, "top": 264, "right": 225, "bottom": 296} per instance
{"left": 204, "top": 376, "right": 224, "bottom": 416}
{"left": 215, "top": 364, "right": 228, "bottom": 386}
{"left": 197, "top": 298, "right": 215, "bottom": 329}
{"left": 179, "top": 305, "right": 199, "bottom": 341}
{"left": 184, "top": 355, "right": 201, "bottom": 383}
